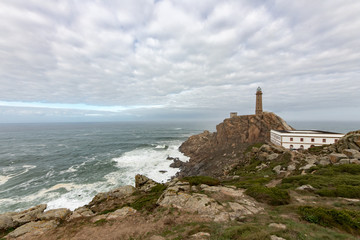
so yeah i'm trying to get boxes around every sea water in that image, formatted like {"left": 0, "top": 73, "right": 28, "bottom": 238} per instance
{"left": 0, "top": 120, "right": 358, "bottom": 214}
{"left": 0, "top": 122, "right": 215, "bottom": 214}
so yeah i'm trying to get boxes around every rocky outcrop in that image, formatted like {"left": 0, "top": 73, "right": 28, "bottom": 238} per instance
{"left": 7, "top": 220, "right": 58, "bottom": 239}
{"left": 9, "top": 204, "right": 47, "bottom": 226}
{"left": 331, "top": 130, "right": 360, "bottom": 152}
{"left": 157, "top": 179, "right": 263, "bottom": 222}
{"left": 135, "top": 174, "right": 158, "bottom": 192}
{"left": 178, "top": 112, "right": 293, "bottom": 177}
{"left": 87, "top": 185, "right": 136, "bottom": 213}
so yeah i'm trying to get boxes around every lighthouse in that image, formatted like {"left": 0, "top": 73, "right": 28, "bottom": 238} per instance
{"left": 255, "top": 87, "right": 263, "bottom": 115}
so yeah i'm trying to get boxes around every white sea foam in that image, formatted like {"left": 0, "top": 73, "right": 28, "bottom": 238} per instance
{"left": 0, "top": 175, "right": 11, "bottom": 185}
{"left": 110, "top": 140, "right": 189, "bottom": 184}
{"left": 0, "top": 165, "right": 36, "bottom": 186}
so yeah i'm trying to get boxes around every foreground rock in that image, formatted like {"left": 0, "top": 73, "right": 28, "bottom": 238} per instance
{"left": 135, "top": 174, "right": 158, "bottom": 192}
{"left": 11, "top": 204, "right": 47, "bottom": 226}
{"left": 7, "top": 220, "right": 58, "bottom": 239}
{"left": 157, "top": 179, "right": 263, "bottom": 222}
{"left": 87, "top": 185, "right": 136, "bottom": 213}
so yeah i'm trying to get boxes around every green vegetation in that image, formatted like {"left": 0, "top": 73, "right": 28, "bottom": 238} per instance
{"left": 244, "top": 142, "right": 264, "bottom": 154}
{"left": 181, "top": 176, "right": 220, "bottom": 186}
{"left": 159, "top": 215, "right": 358, "bottom": 240}
{"left": 245, "top": 185, "right": 290, "bottom": 206}
{"left": 298, "top": 206, "right": 360, "bottom": 235}
{"left": 219, "top": 224, "right": 270, "bottom": 240}
{"left": 129, "top": 184, "right": 167, "bottom": 211}
{"left": 280, "top": 164, "right": 360, "bottom": 199}
{"left": 307, "top": 145, "right": 326, "bottom": 154}
{"left": 0, "top": 227, "right": 15, "bottom": 239}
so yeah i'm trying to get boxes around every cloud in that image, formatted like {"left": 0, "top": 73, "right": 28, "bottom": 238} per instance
{"left": 0, "top": 0, "right": 359, "bottom": 122}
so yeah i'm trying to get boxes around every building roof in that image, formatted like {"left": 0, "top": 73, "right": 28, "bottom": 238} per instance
{"left": 272, "top": 129, "right": 343, "bottom": 135}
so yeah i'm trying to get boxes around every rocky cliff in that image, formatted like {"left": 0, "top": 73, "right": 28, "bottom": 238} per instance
{"left": 178, "top": 112, "right": 293, "bottom": 177}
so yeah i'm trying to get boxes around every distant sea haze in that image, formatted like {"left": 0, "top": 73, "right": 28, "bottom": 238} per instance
{"left": 0, "top": 120, "right": 358, "bottom": 214}
{"left": 289, "top": 121, "right": 360, "bottom": 134}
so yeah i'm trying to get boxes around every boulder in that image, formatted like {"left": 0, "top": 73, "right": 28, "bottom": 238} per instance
{"left": 338, "top": 159, "right": 351, "bottom": 165}
{"left": 258, "top": 152, "right": 269, "bottom": 161}
{"left": 296, "top": 185, "right": 315, "bottom": 191}
{"left": 333, "top": 130, "right": 360, "bottom": 152}
{"left": 329, "top": 153, "right": 347, "bottom": 163}
{"left": 350, "top": 159, "right": 360, "bottom": 165}
{"left": 39, "top": 208, "right": 71, "bottom": 221}
{"left": 6, "top": 220, "right": 58, "bottom": 238}
{"left": 273, "top": 165, "right": 282, "bottom": 174}
{"left": 343, "top": 149, "right": 360, "bottom": 159}
{"left": 299, "top": 163, "right": 316, "bottom": 170}
{"left": 170, "top": 159, "right": 185, "bottom": 168}
{"left": 260, "top": 144, "right": 272, "bottom": 153}
{"left": 305, "top": 156, "right": 317, "bottom": 165}
{"left": 267, "top": 153, "right": 279, "bottom": 161}
{"left": 68, "top": 207, "right": 94, "bottom": 220}
{"left": 318, "top": 157, "right": 331, "bottom": 166}
{"left": 287, "top": 164, "right": 296, "bottom": 171}
{"left": 135, "top": 174, "right": 158, "bottom": 192}
{"left": 0, "top": 214, "right": 16, "bottom": 231}
{"left": 269, "top": 223, "right": 287, "bottom": 230}
{"left": 271, "top": 236, "right": 286, "bottom": 240}
{"left": 190, "top": 232, "right": 211, "bottom": 239}
{"left": 106, "top": 207, "right": 137, "bottom": 220}
{"left": 256, "top": 163, "right": 268, "bottom": 171}
{"left": 11, "top": 204, "right": 47, "bottom": 225}
{"left": 88, "top": 185, "right": 136, "bottom": 206}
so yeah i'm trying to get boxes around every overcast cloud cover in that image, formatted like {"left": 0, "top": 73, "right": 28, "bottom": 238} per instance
{"left": 0, "top": 0, "right": 359, "bottom": 123}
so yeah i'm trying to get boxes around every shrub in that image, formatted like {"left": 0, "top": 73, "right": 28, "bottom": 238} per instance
{"left": 129, "top": 184, "right": 167, "bottom": 211}
{"left": 220, "top": 224, "right": 270, "bottom": 240}
{"left": 244, "top": 143, "right": 264, "bottom": 154}
{"left": 245, "top": 185, "right": 290, "bottom": 206}
{"left": 181, "top": 176, "right": 220, "bottom": 186}
{"left": 298, "top": 206, "right": 360, "bottom": 235}
{"left": 316, "top": 185, "right": 360, "bottom": 198}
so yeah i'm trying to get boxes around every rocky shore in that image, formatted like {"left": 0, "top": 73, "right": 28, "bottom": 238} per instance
{"left": 1, "top": 114, "right": 360, "bottom": 239}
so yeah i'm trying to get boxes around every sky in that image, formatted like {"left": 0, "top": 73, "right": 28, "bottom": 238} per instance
{"left": 0, "top": 0, "right": 359, "bottom": 123}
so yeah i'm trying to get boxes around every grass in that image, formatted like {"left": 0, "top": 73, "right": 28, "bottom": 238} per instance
{"left": 280, "top": 164, "right": 360, "bottom": 199}
{"left": 159, "top": 215, "right": 358, "bottom": 240}
{"left": 245, "top": 185, "right": 290, "bottom": 206}
{"left": 298, "top": 206, "right": 360, "bottom": 235}
{"left": 307, "top": 145, "right": 326, "bottom": 154}
{"left": 128, "top": 184, "right": 167, "bottom": 212}
{"left": 180, "top": 176, "right": 220, "bottom": 186}
{"left": 244, "top": 143, "right": 264, "bottom": 154}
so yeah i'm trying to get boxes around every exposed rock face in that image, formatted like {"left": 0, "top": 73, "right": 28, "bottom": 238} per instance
{"left": 179, "top": 112, "right": 293, "bottom": 177}
{"left": 331, "top": 130, "right": 360, "bottom": 152}
{"left": 7, "top": 220, "right": 58, "bottom": 239}
{"left": 87, "top": 185, "right": 136, "bottom": 213}
{"left": 157, "top": 179, "right": 263, "bottom": 221}
{"left": 0, "top": 214, "right": 16, "bottom": 231}
{"left": 11, "top": 204, "right": 47, "bottom": 225}
{"left": 135, "top": 174, "right": 158, "bottom": 192}
{"left": 39, "top": 208, "right": 71, "bottom": 221}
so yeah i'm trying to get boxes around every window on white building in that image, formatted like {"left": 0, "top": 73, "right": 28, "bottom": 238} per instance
{"left": 323, "top": 139, "right": 326, "bottom": 143}
{"left": 311, "top": 138, "right": 315, "bottom": 142}
{"left": 300, "top": 138, "right": 304, "bottom": 142}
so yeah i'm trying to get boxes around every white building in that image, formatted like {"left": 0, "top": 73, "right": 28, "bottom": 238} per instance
{"left": 270, "top": 130, "right": 344, "bottom": 150}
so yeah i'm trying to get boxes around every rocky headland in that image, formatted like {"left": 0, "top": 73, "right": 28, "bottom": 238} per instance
{"left": 1, "top": 113, "right": 360, "bottom": 240}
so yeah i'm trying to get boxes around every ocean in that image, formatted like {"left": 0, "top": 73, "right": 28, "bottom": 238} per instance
{"left": 0, "top": 122, "right": 215, "bottom": 214}
{"left": 0, "top": 120, "right": 358, "bottom": 214}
